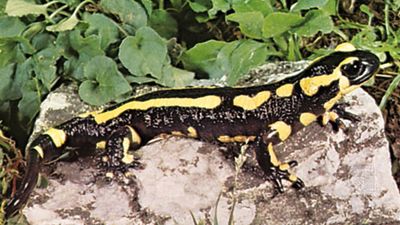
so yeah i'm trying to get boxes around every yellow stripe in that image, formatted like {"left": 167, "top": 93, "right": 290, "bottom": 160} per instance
{"left": 269, "top": 121, "right": 292, "bottom": 141}
{"left": 267, "top": 143, "right": 280, "bottom": 167}
{"left": 44, "top": 128, "right": 67, "bottom": 148}
{"left": 233, "top": 91, "right": 271, "bottom": 110}
{"left": 335, "top": 43, "right": 356, "bottom": 52}
{"left": 121, "top": 137, "right": 134, "bottom": 164}
{"left": 126, "top": 126, "right": 141, "bottom": 145}
{"left": 92, "top": 95, "right": 222, "bottom": 124}
{"left": 33, "top": 145, "right": 44, "bottom": 158}
{"left": 276, "top": 84, "right": 294, "bottom": 97}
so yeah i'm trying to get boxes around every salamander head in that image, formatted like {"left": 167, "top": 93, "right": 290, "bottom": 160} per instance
{"left": 298, "top": 43, "right": 380, "bottom": 97}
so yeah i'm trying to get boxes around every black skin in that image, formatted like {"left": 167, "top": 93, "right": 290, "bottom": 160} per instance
{"left": 5, "top": 50, "right": 380, "bottom": 217}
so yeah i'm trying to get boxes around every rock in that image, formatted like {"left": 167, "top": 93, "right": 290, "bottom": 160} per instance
{"left": 21, "top": 62, "right": 400, "bottom": 224}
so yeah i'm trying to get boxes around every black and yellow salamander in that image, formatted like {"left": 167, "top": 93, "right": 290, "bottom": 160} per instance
{"left": 4, "top": 43, "right": 379, "bottom": 217}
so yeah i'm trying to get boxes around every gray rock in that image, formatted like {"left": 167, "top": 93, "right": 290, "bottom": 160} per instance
{"left": 22, "top": 62, "right": 400, "bottom": 225}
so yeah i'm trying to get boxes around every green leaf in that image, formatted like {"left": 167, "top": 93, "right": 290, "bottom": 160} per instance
{"left": 293, "top": 10, "right": 333, "bottom": 37}
{"left": 5, "top": 0, "right": 55, "bottom": 17}
{"left": 100, "top": 0, "right": 147, "bottom": 31}
{"left": 159, "top": 66, "right": 195, "bottom": 87}
{"left": 149, "top": 9, "right": 178, "bottom": 39}
{"left": 46, "top": 14, "right": 80, "bottom": 32}
{"left": 65, "top": 30, "right": 104, "bottom": 80}
{"left": 218, "top": 40, "right": 268, "bottom": 84}
{"left": 290, "top": 0, "right": 328, "bottom": 12}
{"left": 119, "top": 27, "right": 168, "bottom": 79}
{"left": 83, "top": 13, "right": 119, "bottom": 49}
{"left": 262, "top": 12, "right": 304, "bottom": 38}
{"left": 232, "top": 0, "right": 273, "bottom": 16}
{"left": 226, "top": 12, "right": 264, "bottom": 39}
{"left": 320, "top": 0, "right": 337, "bottom": 15}
{"left": 140, "top": 0, "right": 152, "bottom": 16}
{"left": 208, "top": 0, "right": 230, "bottom": 16}
{"left": 0, "top": 38, "right": 26, "bottom": 67}
{"left": 0, "top": 64, "right": 18, "bottom": 103}
{"left": 79, "top": 56, "right": 132, "bottom": 106}
{"left": 18, "top": 79, "right": 42, "bottom": 125}
{"left": 188, "top": 0, "right": 212, "bottom": 13}
{"left": 32, "top": 47, "right": 60, "bottom": 90}
{"left": 182, "top": 40, "right": 268, "bottom": 85}
{"left": 0, "top": 16, "right": 25, "bottom": 38}
{"left": 181, "top": 40, "right": 226, "bottom": 77}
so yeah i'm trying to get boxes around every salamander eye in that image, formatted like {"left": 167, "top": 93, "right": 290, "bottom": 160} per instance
{"left": 340, "top": 60, "right": 370, "bottom": 84}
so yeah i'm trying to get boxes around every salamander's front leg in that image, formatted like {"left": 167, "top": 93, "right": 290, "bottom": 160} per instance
{"left": 253, "top": 136, "right": 304, "bottom": 192}
{"left": 321, "top": 102, "right": 360, "bottom": 132}
{"left": 100, "top": 125, "right": 142, "bottom": 172}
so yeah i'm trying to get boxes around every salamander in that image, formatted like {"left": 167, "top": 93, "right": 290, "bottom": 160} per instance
{"left": 4, "top": 43, "right": 379, "bottom": 217}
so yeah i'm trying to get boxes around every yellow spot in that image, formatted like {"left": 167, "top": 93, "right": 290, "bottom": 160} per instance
{"left": 329, "top": 111, "right": 339, "bottom": 121}
{"left": 323, "top": 93, "right": 342, "bottom": 110}
{"left": 92, "top": 95, "right": 222, "bottom": 124}
{"left": 233, "top": 91, "right": 271, "bottom": 110}
{"left": 279, "top": 163, "right": 290, "bottom": 171}
{"left": 127, "top": 126, "right": 141, "bottom": 144}
{"left": 217, "top": 135, "right": 256, "bottom": 143}
{"left": 288, "top": 174, "right": 298, "bottom": 182}
{"left": 171, "top": 131, "right": 184, "bottom": 136}
{"left": 276, "top": 84, "right": 294, "bottom": 97}
{"left": 44, "top": 128, "right": 67, "bottom": 148}
{"left": 187, "top": 126, "right": 198, "bottom": 138}
{"left": 300, "top": 73, "right": 339, "bottom": 96}
{"left": 121, "top": 138, "right": 134, "bottom": 164}
{"left": 269, "top": 121, "right": 292, "bottom": 141}
{"left": 299, "top": 112, "right": 317, "bottom": 126}
{"left": 33, "top": 145, "right": 44, "bottom": 158}
{"left": 96, "top": 141, "right": 106, "bottom": 149}
{"left": 300, "top": 57, "right": 359, "bottom": 97}
{"left": 217, "top": 135, "right": 231, "bottom": 143}
{"left": 267, "top": 143, "right": 280, "bottom": 167}
{"left": 335, "top": 43, "right": 356, "bottom": 52}
{"left": 105, "top": 172, "right": 114, "bottom": 178}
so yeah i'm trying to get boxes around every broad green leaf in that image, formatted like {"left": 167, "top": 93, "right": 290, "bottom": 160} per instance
{"left": 293, "top": 10, "right": 333, "bottom": 37}
{"left": 5, "top": 0, "right": 55, "bottom": 17}
{"left": 182, "top": 40, "right": 268, "bottom": 84}
{"left": 66, "top": 30, "right": 104, "bottom": 80}
{"left": 181, "top": 40, "right": 226, "bottom": 77}
{"left": 32, "top": 33, "right": 55, "bottom": 51}
{"left": 100, "top": 0, "right": 147, "bottom": 31}
{"left": 320, "top": 0, "right": 337, "bottom": 15}
{"left": 226, "top": 12, "right": 264, "bottom": 39}
{"left": 140, "top": 0, "right": 152, "bottom": 16}
{"left": 232, "top": 0, "right": 273, "bottom": 16}
{"left": 209, "top": 0, "right": 230, "bottom": 16}
{"left": 149, "top": 9, "right": 178, "bottom": 39}
{"left": 46, "top": 14, "right": 79, "bottom": 32}
{"left": 33, "top": 47, "right": 60, "bottom": 90}
{"left": 119, "top": 27, "right": 168, "bottom": 79}
{"left": 188, "top": 0, "right": 212, "bottom": 12}
{"left": 262, "top": 12, "right": 304, "bottom": 38}
{"left": 18, "top": 79, "right": 42, "bottom": 125}
{"left": 84, "top": 13, "right": 119, "bottom": 49}
{"left": 218, "top": 40, "right": 268, "bottom": 84}
{"left": 159, "top": 66, "right": 195, "bottom": 87}
{"left": 0, "top": 38, "right": 26, "bottom": 67}
{"left": 290, "top": 0, "right": 328, "bottom": 12}
{"left": 79, "top": 56, "right": 131, "bottom": 106}
{"left": 126, "top": 75, "right": 156, "bottom": 84}
{"left": 0, "top": 16, "right": 25, "bottom": 38}
{"left": 0, "top": 59, "right": 32, "bottom": 103}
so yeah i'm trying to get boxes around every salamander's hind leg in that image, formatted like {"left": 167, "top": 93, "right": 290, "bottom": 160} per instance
{"left": 99, "top": 125, "right": 142, "bottom": 173}
{"left": 253, "top": 136, "right": 304, "bottom": 193}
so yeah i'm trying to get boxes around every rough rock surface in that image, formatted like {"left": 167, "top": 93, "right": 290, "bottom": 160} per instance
{"left": 21, "top": 62, "right": 400, "bottom": 225}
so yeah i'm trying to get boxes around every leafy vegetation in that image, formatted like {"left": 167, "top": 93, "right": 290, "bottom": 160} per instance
{"left": 0, "top": 0, "right": 399, "bottom": 222}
